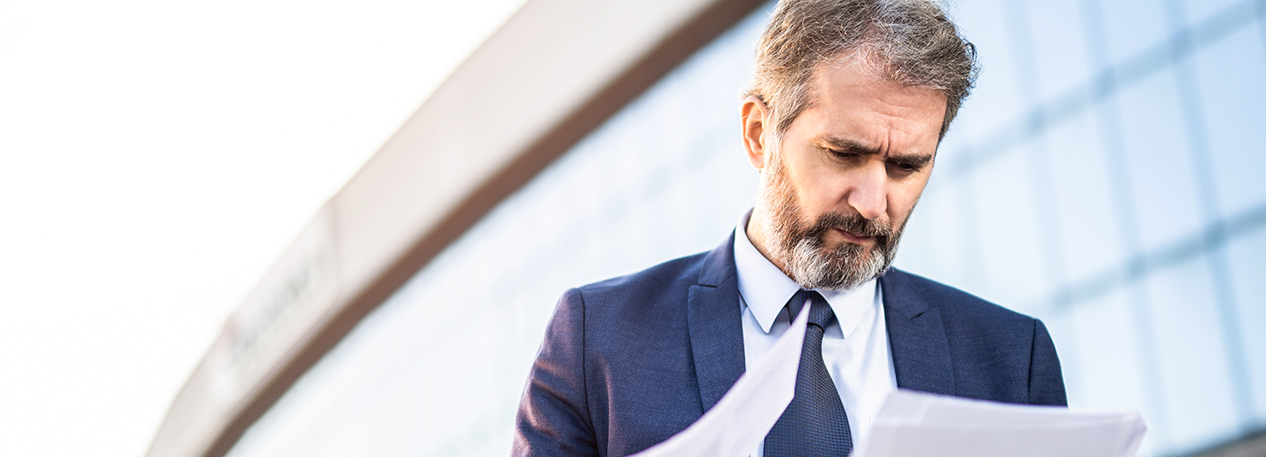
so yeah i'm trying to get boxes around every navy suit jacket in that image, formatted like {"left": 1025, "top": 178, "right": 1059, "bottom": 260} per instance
{"left": 513, "top": 235, "right": 1066, "bottom": 457}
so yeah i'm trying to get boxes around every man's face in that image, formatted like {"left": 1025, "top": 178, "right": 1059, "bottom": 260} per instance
{"left": 745, "top": 57, "right": 947, "bottom": 291}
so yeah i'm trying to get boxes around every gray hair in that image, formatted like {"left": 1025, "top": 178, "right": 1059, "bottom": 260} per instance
{"left": 745, "top": 0, "right": 979, "bottom": 140}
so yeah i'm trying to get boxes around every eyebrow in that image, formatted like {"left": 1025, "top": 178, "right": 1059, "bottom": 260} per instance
{"left": 818, "top": 135, "right": 935, "bottom": 168}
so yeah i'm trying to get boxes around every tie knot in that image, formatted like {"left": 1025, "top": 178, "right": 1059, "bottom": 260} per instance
{"left": 789, "top": 289, "right": 836, "bottom": 329}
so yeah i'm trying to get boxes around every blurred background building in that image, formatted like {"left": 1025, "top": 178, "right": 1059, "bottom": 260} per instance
{"left": 150, "top": 0, "right": 1266, "bottom": 456}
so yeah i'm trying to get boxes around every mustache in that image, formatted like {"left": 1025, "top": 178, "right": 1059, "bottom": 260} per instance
{"left": 802, "top": 212, "right": 893, "bottom": 240}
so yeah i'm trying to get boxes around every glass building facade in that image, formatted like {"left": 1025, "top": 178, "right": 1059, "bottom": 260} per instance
{"left": 227, "top": 0, "right": 1266, "bottom": 455}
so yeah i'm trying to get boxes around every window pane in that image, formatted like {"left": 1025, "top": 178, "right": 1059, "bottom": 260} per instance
{"left": 1180, "top": 0, "right": 1245, "bottom": 27}
{"left": 1023, "top": 0, "right": 1093, "bottom": 103}
{"left": 1116, "top": 68, "right": 1205, "bottom": 252}
{"left": 970, "top": 145, "right": 1053, "bottom": 313}
{"left": 1192, "top": 25, "right": 1266, "bottom": 219}
{"left": 1043, "top": 109, "right": 1128, "bottom": 284}
{"left": 951, "top": 0, "right": 1027, "bottom": 142}
{"left": 1223, "top": 225, "right": 1266, "bottom": 424}
{"left": 1097, "top": 0, "right": 1170, "bottom": 66}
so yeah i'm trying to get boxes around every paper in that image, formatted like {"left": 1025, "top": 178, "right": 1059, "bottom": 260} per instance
{"left": 853, "top": 390, "right": 1148, "bottom": 457}
{"left": 628, "top": 304, "right": 810, "bottom": 457}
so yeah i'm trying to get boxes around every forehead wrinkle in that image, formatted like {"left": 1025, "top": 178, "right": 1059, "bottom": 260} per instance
{"left": 796, "top": 59, "right": 946, "bottom": 164}
{"left": 810, "top": 89, "right": 940, "bottom": 155}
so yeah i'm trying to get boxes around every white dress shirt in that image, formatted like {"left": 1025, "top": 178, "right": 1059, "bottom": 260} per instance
{"left": 733, "top": 211, "right": 897, "bottom": 455}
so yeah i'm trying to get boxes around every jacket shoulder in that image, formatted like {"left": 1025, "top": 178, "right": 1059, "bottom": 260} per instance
{"left": 574, "top": 250, "right": 712, "bottom": 303}
{"left": 886, "top": 268, "right": 1033, "bottom": 325}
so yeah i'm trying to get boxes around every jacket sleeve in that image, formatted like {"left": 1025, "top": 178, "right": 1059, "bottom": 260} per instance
{"left": 513, "top": 289, "right": 599, "bottom": 457}
{"left": 1028, "top": 319, "right": 1068, "bottom": 406}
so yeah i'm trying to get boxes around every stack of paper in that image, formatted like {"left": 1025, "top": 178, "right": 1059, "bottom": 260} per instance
{"left": 854, "top": 390, "right": 1147, "bottom": 457}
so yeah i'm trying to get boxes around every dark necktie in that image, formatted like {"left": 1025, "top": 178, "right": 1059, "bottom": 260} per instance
{"left": 764, "top": 289, "right": 853, "bottom": 457}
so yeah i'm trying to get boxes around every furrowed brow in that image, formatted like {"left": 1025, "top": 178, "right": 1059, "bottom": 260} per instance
{"left": 820, "top": 135, "right": 934, "bottom": 166}
{"left": 888, "top": 153, "right": 934, "bottom": 169}
{"left": 819, "top": 136, "right": 881, "bottom": 156}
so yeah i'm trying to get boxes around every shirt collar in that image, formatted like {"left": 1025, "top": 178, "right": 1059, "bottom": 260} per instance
{"left": 733, "top": 210, "right": 878, "bottom": 337}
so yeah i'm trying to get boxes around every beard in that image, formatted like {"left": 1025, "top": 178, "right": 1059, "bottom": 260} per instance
{"left": 755, "top": 149, "right": 908, "bottom": 292}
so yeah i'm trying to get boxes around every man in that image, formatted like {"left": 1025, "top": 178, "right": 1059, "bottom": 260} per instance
{"left": 513, "top": 0, "right": 1066, "bottom": 456}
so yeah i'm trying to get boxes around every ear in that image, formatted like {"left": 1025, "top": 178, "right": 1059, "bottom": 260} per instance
{"left": 741, "top": 96, "right": 771, "bottom": 171}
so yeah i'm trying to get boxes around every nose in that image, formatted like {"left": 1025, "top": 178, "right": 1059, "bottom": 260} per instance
{"left": 846, "top": 160, "right": 888, "bottom": 220}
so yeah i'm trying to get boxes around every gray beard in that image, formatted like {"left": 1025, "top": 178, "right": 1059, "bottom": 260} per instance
{"left": 755, "top": 151, "right": 904, "bottom": 292}
{"left": 785, "top": 231, "right": 892, "bottom": 292}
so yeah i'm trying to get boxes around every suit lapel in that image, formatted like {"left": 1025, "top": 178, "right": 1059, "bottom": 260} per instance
{"left": 687, "top": 235, "right": 746, "bottom": 412}
{"left": 881, "top": 269, "right": 955, "bottom": 396}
